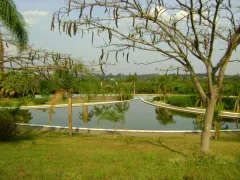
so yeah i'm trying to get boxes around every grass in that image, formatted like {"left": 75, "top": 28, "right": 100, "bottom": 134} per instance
{"left": 0, "top": 131, "right": 240, "bottom": 179}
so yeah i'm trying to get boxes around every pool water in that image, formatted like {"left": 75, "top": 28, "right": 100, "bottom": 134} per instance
{"left": 30, "top": 100, "right": 239, "bottom": 130}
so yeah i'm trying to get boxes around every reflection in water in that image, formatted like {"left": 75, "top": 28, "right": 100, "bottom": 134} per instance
{"left": 193, "top": 114, "right": 203, "bottom": 130}
{"left": 15, "top": 109, "right": 32, "bottom": 123}
{"left": 155, "top": 107, "right": 176, "bottom": 125}
{"left": 192, "top": 114, "right": 230, "bottom": 131}
{"left": 234, "top": 119, "right": 239, "bottom": 129}
{"left": 93, "top": 104, "right": 113, "bottom": 117}
{"left": 95, "top": 102, "right": 130, "bottom": 130}
{"left": 79, "top": 102, "right": 131, "bottom": 126}
{"left": 114, "top": 102, "right": 130, "bottom": 114}
{"left": 79, "top": 106, "right": 94, "bottom": 123}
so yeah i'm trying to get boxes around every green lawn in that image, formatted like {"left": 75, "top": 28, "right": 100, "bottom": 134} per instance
{"left": 0, "top": 131, "right": 240, "bottom": 180}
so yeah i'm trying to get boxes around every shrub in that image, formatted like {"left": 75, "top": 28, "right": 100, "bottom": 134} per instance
{"left": 167, "top": 95, "right": 198, "bottom": 107}
{"left": 0, "top": 116, "right": 17, "bottom": 141}
{"left": 32, "top": 98, "right": 47, "bottom": 105}
{"left": 117, "top": 93, "right": 133, "bottom": 101}
{"left": 0, "top": 110, "right": 18, "bottom": 141}
{"left": 153, "top": 96, "right": 161, "bottom": 101}
{"left": 222, "top": 97, "right": 236, "bottom": 111}
{"left": 123, "top": 93, "right": 133, "bottom": 100}
{"left": 0, "top": 107, "right": 32, "bottom": 141}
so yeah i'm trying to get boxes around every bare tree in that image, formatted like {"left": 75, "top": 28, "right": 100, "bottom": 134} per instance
{"left": 1, "top": 42, "right": 93, "bottom": 136}
{"left": 51, "top": 0, "right": 240, "bottom": 153}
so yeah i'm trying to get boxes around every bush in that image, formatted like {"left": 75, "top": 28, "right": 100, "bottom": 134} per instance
{"left": 0, "top": 107, "right": 32, "bottom": 141}
{"left": 123, "top": 93, "right": 133, "bottom": 100}
{"left": 32, "top": 98, "right": 47, "bottom": 105}
{"left": 0, "top": 117, "right": 17, "bottom": 141}
{"left": 167, "top": 95, "right": 198, "bottom": 107}
{"left": 117, "top": 93, "right": 133, "bottom": 101}
{"left": 0, "top": 110, "right": 18, "bottom": 141}
{"left": 153, "top": 96, "right": 161, "bottom": 101}
{"left": 222, "top": 97, "right": 236, "bottom": 111}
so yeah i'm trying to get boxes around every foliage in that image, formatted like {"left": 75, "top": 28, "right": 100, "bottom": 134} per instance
{"left": 222, "top": 97, "right": 236, "bottom": 110}
{"left": 0, "top": 115, "right": 17, "bottom": 141}
{"left": 118, "top": 93, "right": 133, "bottom": 101}
{"left": 2, "top": 71, "right": 36, "bottom": 97}
{"left": 126, "top": 73, "right": 138, "bottom": 83}
{"left": 0, "top": 107, "right": 32, "bottom": 141}
{"left": 32, "top": 98, "right": 48, "bottom": 105}
{"left": 98, "top": 109, "right": 125, "bottom": 138}
{"left": 153, "top": 96, "right": 161, "bottom": 101}
{"left": 0, "top": 0, "right": 28, "bottom": 49}
{"left": 167, "top": 95, "right": 198, "bottom": 107}
{"left": 39, "top": 80, "right": 56, "bottom": 97}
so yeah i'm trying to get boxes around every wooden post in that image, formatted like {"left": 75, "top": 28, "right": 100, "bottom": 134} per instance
{"left": 68, "top": 89, "right": 73, "bottom": 136}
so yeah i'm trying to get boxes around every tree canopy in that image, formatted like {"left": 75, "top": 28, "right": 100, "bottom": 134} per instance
{"left": 0, "top": 0, "right": 28, "bottom": 49}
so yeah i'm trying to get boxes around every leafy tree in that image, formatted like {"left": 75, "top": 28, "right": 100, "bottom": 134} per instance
{"left": 0, "top": 0, "right": 28, "bottom": 73}
{"left": 0, "top": 106, "right": 32, "bottom": 141}
{"left": 98, "top": 109, "right": 125, "bottom": 138}
{"left": 126, "top": 73, "right": 138, "bottom": 94}
{"left": 2, "top": 71, "right": 35, "bottom": 97}
{"left": 52, "top": 0, "right": 240, "bottom": 153}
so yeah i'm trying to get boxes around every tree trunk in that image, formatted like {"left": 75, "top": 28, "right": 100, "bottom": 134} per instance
{"left": 133, "top": 82, "right": 136, "bottom": 95}
{"left": 0, "top": 31, "right": 4, "bottom": 74}
{"left": 114, "top": 122, "right": 116, "bottom": 139}
{"left": 201, "top": 95, "right": 217, "bottom": 153}
{"left": 68, "top": 89, "right": 73, "bottom": 136}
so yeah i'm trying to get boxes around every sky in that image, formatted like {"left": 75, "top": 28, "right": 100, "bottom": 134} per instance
{"left": 11, "top": 0, "right": 240, "bottom": 75}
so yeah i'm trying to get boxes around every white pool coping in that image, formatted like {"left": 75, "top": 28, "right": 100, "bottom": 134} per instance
{"left": 18, "top": 123, "right": 240, "bottom": 133}
{"left": 141, "top": 98, "right": 240, "bottom": 119}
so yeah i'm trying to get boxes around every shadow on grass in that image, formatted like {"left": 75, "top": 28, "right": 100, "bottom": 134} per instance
{"left": 123, "top": 136, "right": 187, "bottom": 156}
{"left": 8, "top": 130, "right": 40, "bottom": 142}
{"left": 148, "top": 140, "right": 187, "bottom": 157}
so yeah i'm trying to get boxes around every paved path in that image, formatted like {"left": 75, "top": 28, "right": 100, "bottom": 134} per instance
{"left": 141, "top": 98, "right": 240, "bottom": 119}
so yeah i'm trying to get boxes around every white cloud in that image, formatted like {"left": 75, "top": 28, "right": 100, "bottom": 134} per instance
{"left": 22, "top": 10, "right": 49, "bottom": 25}
{"left": 24, "top": 18, "right": 37, "bottom": 25}
{"left": 22, "top": 10, "right": 48, "bottom": 17}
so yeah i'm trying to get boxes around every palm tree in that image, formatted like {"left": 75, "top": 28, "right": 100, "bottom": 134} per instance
{"left": 98, "top": 109, "right": 125, "bottom": 138}
{"left": 0, "top": 0, "right": 28, "bottom": 73}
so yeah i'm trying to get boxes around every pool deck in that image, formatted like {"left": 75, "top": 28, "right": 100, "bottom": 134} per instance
{"left": 141, "top": 99, "right": 240, "bottom": 119}
{"left": 18, "top": 123, "right": 240, "bottom": 137}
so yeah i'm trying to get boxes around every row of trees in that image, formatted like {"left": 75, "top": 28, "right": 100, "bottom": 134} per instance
{"left": 1, "top": 71, "right": 240, "bottom": 99}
